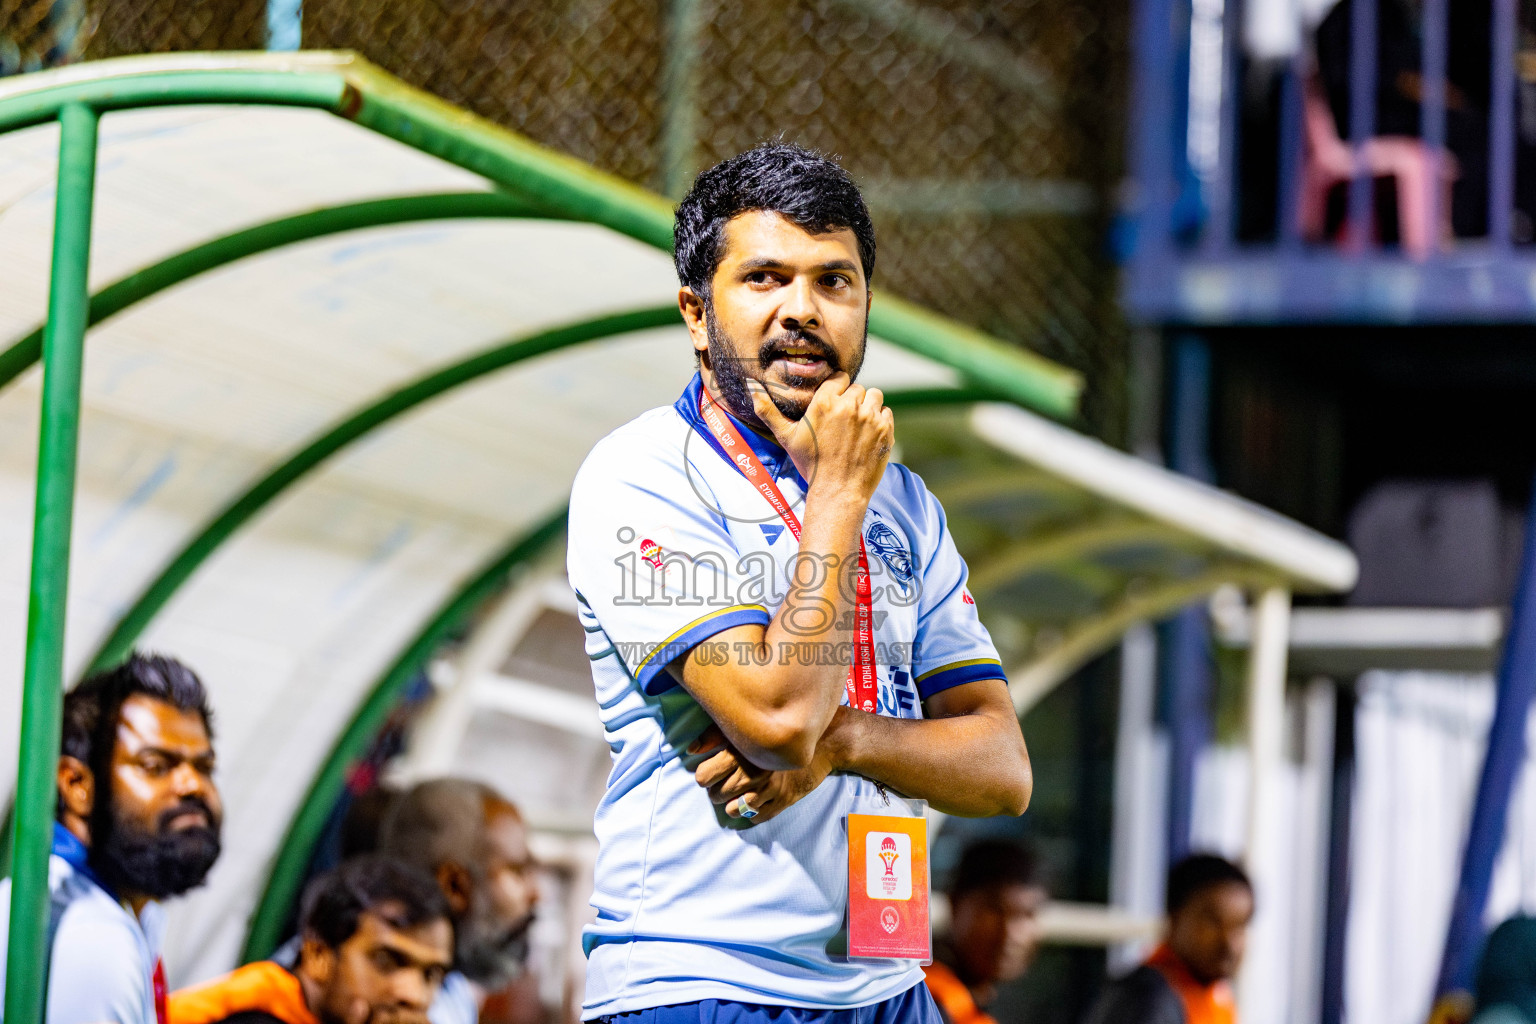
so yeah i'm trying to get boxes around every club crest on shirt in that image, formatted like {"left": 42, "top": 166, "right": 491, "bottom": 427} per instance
{"left": 865, "top": 521, "right": 915, "bottom": 591}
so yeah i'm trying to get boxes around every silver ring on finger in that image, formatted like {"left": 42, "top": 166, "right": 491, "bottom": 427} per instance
{"left": 738, "top": 795, "right": 758, "bottom": 819}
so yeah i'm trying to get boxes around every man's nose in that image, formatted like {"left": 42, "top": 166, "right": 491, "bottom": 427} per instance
{"left": 171, "top": 762, "right": 204, "bottom": 796}
{"left": 396, "top": 970, "right": 434, "bottom": 1010}
{"left": 778, "top": 276, "right": 821, "bottom": 330}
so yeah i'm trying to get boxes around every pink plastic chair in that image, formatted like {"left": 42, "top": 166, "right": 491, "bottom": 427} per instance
{"left": 1299, "top": 76, "right": 1458, "bottom": 259}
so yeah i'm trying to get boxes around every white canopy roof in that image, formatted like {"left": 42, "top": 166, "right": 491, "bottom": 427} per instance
{"left": 0, "top": 52, "right": 1357, "bottom": 982}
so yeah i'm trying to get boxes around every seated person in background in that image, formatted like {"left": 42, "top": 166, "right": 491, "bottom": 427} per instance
{"left": 1471, "top": 916, "right": 1536, "bottom": 1024}
{"left": 923, "top": 839, "right": 1048, "bottom": 1024}
{"left": 169, "top": 855, "right": 453, "bottom": 1024}
{"left": 1083, "top": 855, "right": 1254, "bottom": 1024}
{"left": 379, "top": 779, "right": 539, "bottom": 1024}
{"left": 338, "top": 785, "right": 401, "bottom": 860}
{"left": 0, "top": 652, "right": 222, "bottom": 1024}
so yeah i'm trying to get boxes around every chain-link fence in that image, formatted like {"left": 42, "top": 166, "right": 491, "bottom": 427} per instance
{"left": 4, "top": 0, "right": 1129, "bottom": 437}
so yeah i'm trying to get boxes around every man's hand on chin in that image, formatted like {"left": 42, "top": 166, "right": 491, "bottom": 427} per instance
{"left": 689, "top": 725, "right": 835, "bottom": 825}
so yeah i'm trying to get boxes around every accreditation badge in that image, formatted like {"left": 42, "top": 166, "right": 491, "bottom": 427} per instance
{"left": 847, "top": 811, "right": 931, "bottom": 961}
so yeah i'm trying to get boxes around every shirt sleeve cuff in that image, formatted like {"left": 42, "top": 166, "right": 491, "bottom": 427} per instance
{"left": 914, "top": 659, "right": 1007, "bottom": 700}
{"left": 634, "top": 605, "right": 772, "bottom": 694}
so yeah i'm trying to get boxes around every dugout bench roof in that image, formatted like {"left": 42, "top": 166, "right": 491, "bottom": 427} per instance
{"left": 0, "top": 52, "right": 1355, "bottom": 982}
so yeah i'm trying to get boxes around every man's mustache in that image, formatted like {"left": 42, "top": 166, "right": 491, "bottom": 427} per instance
{"left": 500, "top": 910, "right": 536, "bottom": 948}
{"left": 157, "top": 797, "right": 218, "bottom": 833}
{"left": 757, "top": 331, "right": 840, "bottom": 373}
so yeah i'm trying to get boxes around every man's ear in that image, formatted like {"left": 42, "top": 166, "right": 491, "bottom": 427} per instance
{"left": 679, "top": 287, "right": 709, "bottom": 358}
{"left": 56, "top": 755, "right": 94, "bottom": 824}
{"left": 435, "top": 861, "right": 473, "bottom": 918}
{"left": 299, "top": 934, "right": 336, "bottom": 985}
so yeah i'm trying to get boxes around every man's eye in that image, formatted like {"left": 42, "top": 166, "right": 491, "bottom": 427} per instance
{"left": 425, "top": 966, "right": 447, "bottom": 987}
{"left": 372, "top": 949, "right": 406, "bottom": 973}
{"left": 822, "top": 274, "right": 849, "bottom": 288}
{"left": 139, "top": 758, "right": 171, "bottom": 776}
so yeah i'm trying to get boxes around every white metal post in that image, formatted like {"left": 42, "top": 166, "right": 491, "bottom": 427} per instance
{"left": 1238, "top": 586, "right": 1292, "bottom": 1019}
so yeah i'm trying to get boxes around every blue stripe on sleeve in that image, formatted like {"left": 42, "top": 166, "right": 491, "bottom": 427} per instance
{"left": 915, "top": 659, "right": 1008, "bottom": 700}
{"left": 635, "top": 605, "right": 772, "bottom": 695}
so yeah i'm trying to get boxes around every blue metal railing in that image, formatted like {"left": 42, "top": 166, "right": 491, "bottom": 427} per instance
{"left": 1125, "top": 0, "right": 1531, "bottom": 324}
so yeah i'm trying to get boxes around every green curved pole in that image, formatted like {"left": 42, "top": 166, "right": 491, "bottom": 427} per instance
{"left": 0, "top": 69, "right": 349, "bottom": 134}
{"left": 6, "top": 101, "right": 98, "bottom": 1024}
{"left": 235, "top": 382, "right": 1002, "bottom": 959}
{"left": 0, "top": 191, "right": 545, "bottom": 394}
{"left": 881, "top": 385, "right": 1000, "bottom": 409}
{"left": 89, "top": 305, "right": 680, "bottom": 672}
{"left": 240, "top": 507, "right": 568, "bottom": 962}
{"left": 0, "top": 60, "right": 1081, "bottom": 418}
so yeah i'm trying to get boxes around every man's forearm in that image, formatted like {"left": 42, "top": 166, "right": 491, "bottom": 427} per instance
{"left": 820, "top": 702, "right": 1032, "bottom": 818}
{"left": 759, "top": 486, "right": 868, "bottom": 696}
{"left": 680, "top": 486, "right": 872, "bottom": 769}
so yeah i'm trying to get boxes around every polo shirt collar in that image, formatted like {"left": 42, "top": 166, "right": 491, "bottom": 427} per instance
{"left": 52, "top": 821, "right": 114, "bottom": 899}
{"left": 675, "top": 373, "right": 806, "bottom": 488}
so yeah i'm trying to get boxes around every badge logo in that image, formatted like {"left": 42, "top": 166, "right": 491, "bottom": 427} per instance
{"left": 962, "top": 589, "right": 975, "bottom": 605}
{"left": 865, "top": 831, "right": 912, "bottom": 900}
{"left": 639, "top": 538, "right": 664, "bottom": 571}
{"left": 881, "top": 906, "right": 900, "bottom": 934}
{"left": 760, "top": 524, "right": 785, "bottom": 544}
{"left": 734, "top": 452, "right": 757, "bottom": 477}
{"left": 865, "top": 521, "right": 915, "bottom": 592}
{"left": 879, "top": 835, "right": 899, "bottom": 877}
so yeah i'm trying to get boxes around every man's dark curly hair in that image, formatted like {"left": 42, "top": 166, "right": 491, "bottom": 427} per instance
{"left": 1166, "top": 853, "right": 1252, "bottom": 915}
{"left": 300, "top": 854, "right": 451, "bottom": 950}
{"left": 948, "top": 839, "right": 1045, "bottom": 900}
{"left": 673, "top": 143, "right": 876, "bottom": 300}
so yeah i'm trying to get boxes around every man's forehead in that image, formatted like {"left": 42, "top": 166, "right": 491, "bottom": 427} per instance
{"left": 485, "top": 800, "right": 531, "bottom": 863}
{"left": 115, "top": 694, "right": 211, "bottom": 754}
{"left": 359, "top": 910, "right": 453, "bottom": 966}
{"left": 1000, "top": 883, "right": 1048, "bottom": 912}
{"left": 1188, "top": 881, "right": 1253, "bottom": 916}
{"left": 718, "top": 210, "right": 861, "bottom": 268}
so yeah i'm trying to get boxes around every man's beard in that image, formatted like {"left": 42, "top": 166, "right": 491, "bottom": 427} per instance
{"left": 454, "top": 892, "right": 535, "bottom": 990}
{"left": 704, "top": 304, "right": 865, "bottom": 424}
{"left": 89, "top": 796, "right": 222, "bottom": 901}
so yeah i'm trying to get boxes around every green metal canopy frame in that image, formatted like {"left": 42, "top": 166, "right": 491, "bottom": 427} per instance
{"left": 0, "top": 51, "right": 1083, "bottom": 1021}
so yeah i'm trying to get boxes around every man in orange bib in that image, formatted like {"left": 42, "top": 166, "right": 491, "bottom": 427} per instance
{"left": 1084, "top": 855, "right": 1254, "bottom": 1024}
{"left": 923, "top": 840, "right": 1047, "bottom": 1024}
{"left": 169, "top": 856, "right": 452, "bottom": 1024}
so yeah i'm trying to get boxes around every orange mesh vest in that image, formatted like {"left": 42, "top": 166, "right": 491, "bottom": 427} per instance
{"left": 1146, "top": 944, "right": 1238, "bottom": 1024}
{"left": 922, "top": 960, "right": 998, "bottom": 1024}
{"left": 167, "top": 961, "right": 319, "bottom": 1024}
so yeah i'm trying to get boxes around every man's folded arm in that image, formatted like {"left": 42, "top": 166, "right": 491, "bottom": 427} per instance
{"left": 820, "top": 677, "right": 1031, "bottom": 817}
{"left": 665, "top": 479, "right": 873, "bottom": 771}
{"left": 669, "top": 618, "right": 846, "bottom": 772}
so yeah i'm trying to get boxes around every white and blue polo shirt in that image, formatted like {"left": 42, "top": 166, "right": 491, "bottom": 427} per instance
{"left": 567, "top": 374, "right": 1007, "bottom": 1018}
{"left": 0, "top": 824, "right": 168, "bottom": 1024}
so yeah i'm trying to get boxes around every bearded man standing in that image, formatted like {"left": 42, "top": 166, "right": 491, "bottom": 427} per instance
{"left": 567, "top": 144, "right": 1032, "bottom": 1023}
{"left": 0, "top": 652, "right": 222, "bottom": 1024}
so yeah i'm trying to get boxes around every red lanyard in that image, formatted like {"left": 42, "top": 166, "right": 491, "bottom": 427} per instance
{"left": 153, "top": 959, "right": 168, "bottom": 1024}
{"left": 698, "top": 388, "right": 878, "bottom": 713}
